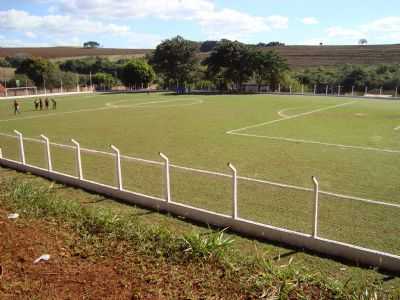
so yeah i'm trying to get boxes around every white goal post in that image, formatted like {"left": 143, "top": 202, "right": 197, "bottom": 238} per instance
{"left": 4, "top": 86, "right": 38, "bottom": 97}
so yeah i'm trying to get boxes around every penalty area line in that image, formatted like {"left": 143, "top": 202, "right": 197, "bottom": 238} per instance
{"left": 229, "top": 132, "right": 400, "bottom": 154}
{"left": 227, "top": 101, "right": 357, "bottom": 134}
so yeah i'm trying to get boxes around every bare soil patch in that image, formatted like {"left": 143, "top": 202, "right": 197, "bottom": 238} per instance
{"left": 0, "top": 207, "right": 250, "bottom": 299}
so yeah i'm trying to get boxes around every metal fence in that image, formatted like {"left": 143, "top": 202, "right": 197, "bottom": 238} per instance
{"left": 242, "top": 84, "right": 399, "bottom": 99}
{"left": 0, "top": 130, "right": 399, "bottom": 272}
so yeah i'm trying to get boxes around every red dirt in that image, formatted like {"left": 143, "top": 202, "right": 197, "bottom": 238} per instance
{"left": 0, "top": 47, "right": 150, "bottom": 60}
{"left": 0, "top": 208, "right": 252, "bottom": 299}
{"left": 1, "top": 44, "right": 400, "bottom": 68}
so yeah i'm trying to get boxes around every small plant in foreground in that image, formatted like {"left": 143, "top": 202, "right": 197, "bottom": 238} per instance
{"left": 181, "top": 228, "right": 234, "bottom": 260}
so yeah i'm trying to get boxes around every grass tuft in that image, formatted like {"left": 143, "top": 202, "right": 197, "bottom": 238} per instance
{"left": 1, "top": 176, "right": 399, "bottom": 299}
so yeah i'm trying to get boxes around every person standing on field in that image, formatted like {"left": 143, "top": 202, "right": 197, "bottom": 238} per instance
{"left": 13, "top": 100, "right": 20, "bottom": 115}
{"left": 34, "top": 99, "right": 39, "bottom": 110}
{"left": 51, "top": 98, "right": 57, "bottom": 110}
{"left": 39, "top": 98, "right": 43, "bottom": 110}
{"left": 45, "top": 98, "right": 49, "bottom": 110}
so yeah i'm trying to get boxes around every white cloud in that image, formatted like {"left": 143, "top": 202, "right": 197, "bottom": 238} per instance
{"left": 42, "top": 0, "right": 288, "bottom": 40}
{"left": 0, "top": 1, "right": 291, "bottom": 47}
{"left": 326, "top": 26, "right": 364, "bottom": 39}
{"left": 324, "top": 17, "right": 400, "bottom": 43}
{"left": 362, "top": 17, "right": 400, "bottom": 33}
{"left": 266, "top": 16, "right": 289, "bottom": 29}
{"left": 52, "top": 0, "right": 215, "bottom": 20}
{"left": 25, "top": 31, "right": 37, "bottom": 39}
{"left": 301, "top": 17, "right": 319, "bottom": 25}
{"left": 0, "top": 9, "right": 161, "bottom": 47}
{"left": 196, "top": 8, "right": 271, "bottom": 40}
{"left": 0, "top": 9, "right": 131, "bottom": 36}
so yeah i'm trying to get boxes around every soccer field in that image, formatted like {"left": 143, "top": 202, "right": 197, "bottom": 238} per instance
{"left": 0, "top": 92, "right": 399, "bottom": 256}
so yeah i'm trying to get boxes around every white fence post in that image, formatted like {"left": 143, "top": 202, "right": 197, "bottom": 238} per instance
{"left": 301, "top": 85, "right": 304, "bottom": 95}
{"left": 313, "top": 85, "right": 316, "bottom": 95}
{"left": 40, "top": 134, "right": 52, "bottom": 171}
{"left": 14, "top": 130, "right": 25, "bottom": 165}
{"left": 325, "top": 85, "right": 328, "bottom": 96}
{"left": 312, "top": 176, "right": 319, "bottom": 238}
{"left": 110, "top": 145, "right": 123, "bottom": 191}
{"left": 338, "top": 85, "right": 341, "bottom": 96}
{"left": 365, "top": 86, "right": 368, "bottom": 95}
{"left": 159, "top": 152, "right": 171, "bottom": 202}
{"left": 289, "top": 86, "right": 292, "bottom": 95}
{"left": 395, "top": 87, "right": 398, "bottom": 98}
{"left": 0, "top": 147, "right": 2, "bottom": 158}
{"left": 228, "top": 163, "right": 238, "bottom": 220}
{"left": 352, "top": 86, "right": 355, "bottom": 97}
{"left": 71, "top": 139, "right": 83, "bottom": 180}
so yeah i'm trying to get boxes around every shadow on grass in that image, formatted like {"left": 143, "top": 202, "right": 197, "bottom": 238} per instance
{"left": 81, "top": 188, "right": 400, "bottom": 278}
{"left": 5, "top": 166, "right": 400, "bottom": 278}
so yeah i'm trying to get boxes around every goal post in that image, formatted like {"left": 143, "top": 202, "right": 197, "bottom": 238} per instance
{"left": 4, "top": 86, "right": 38, "bottom": 97}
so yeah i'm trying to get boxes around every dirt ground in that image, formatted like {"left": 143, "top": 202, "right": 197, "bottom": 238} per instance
{"left": 0, "top": 207, "right": 252, "bottom": 299}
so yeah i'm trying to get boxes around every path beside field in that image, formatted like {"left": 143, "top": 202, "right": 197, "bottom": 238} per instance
{"left": 0, "top": 207, "right": 249, "bottom": 299}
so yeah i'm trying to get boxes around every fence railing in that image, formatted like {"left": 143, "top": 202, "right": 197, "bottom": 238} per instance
{"left": 0, "top": 130, "right": 399, "bottom": 272}
{"left": 241, "top": 84, "right": 399, "bottom": 99}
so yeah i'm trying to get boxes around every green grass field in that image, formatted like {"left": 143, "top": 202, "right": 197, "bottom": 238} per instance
{"left": 0, "top": 92, "right": 399, "bottom": 258}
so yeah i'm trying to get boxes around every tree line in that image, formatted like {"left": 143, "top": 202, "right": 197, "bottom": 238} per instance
{"left": 295, "top": 64, "right": 400, "bottom": 91}
{"left": 1, "top": 36, "right": 399, "bottom": 92}
{"left": 1, "top": 36, "right": 291, "bottom": 92}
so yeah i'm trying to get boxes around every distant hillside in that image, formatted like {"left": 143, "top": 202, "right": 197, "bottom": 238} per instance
{"left": 270, "top": 44, "right": 400, "bottom": 68}
{"left": 1, "top": 45, "right": 400, "bottom": 68}
{"left": 0, "top": 47, "right": 151, "bottom": 60}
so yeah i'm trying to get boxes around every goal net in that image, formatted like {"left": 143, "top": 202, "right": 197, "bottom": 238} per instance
{"left": 3, "top": 86, "right": 38, "bottom": 97}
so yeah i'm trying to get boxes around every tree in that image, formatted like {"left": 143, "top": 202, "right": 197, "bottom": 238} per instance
{"left": 204, "top": 39, "right": 254, "bottom": 91}
{"left": 199, "top": 41, "right": 218, "bottom": 52}
{"left": 0, "top": 58, "right": 11, "bottom": 68}
{"left": 149, "top": 36, "right": 199, "bottom": 89}
{"left": 359, "top": 39, "right": 368, "bottom": 46}
{"left": 83, "top": 41, "right": 100, "bottom": 48}
{"left": 251, "top": 50, "right": 289, "bottom": 91}
{"left": 93, "top": 72, "right": 118, "bottom": 90}
{"left": 119, "top": 59, "right": 155, "bottom": 89}
{"left": 257, "top": 42, "right": 285, "bottom": 47}
{"left": 16, "top": 58, "right": 59, "bottom": 88}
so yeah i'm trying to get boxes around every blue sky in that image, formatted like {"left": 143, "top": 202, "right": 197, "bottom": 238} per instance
{"left": 0, "top": 0, "right": 399, "bottom": 48}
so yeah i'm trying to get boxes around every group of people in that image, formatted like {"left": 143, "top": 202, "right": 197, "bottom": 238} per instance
{"left": 34, "top": 98, "right": 57, "bottom": 111}
{"left": 12, "top": 97, "right": 57, "bottom": 115}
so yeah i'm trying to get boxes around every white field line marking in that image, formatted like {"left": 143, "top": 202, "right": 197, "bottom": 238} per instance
{"left": 1, "top": 131, "right": 400, "bottom": 208}
{"left": 105, "top": 98, "right": 203, "bottom": 108}
{"left": 227, "top": 100, "right": 400, "bottom": 154}
{"left": 230, "top": 132, "right": 400, "bottom": 154}
{"left": 0, "top": 98, "right": 203, "bottom": 123}
{"left": 227, "top": 101, "right": 357, "bottom": 134}
{"left": 277, "top": 107, "right": 301, "bottom": 118}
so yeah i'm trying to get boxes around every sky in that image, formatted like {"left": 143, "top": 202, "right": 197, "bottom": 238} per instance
{"left": 0, "top": 0, "right": 399, "bottom": 48}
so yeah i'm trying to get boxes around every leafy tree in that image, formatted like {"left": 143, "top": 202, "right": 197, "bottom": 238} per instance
{"left": 59, "top": 57, "right": 123, "bottom": 75}
{"left": 5, "top": 54, "right": 31, "bottom": 68}
{"left": 257, "top": 42, "right": 285, "bottom": 47}
{"left": 83, "top": 41, "right": 100, "bottom": 48}
{"left": 0, "top": 58, "right": 11, "bottom": 68}
{"left": 7, "top": 74, "right": 33, "bottom": 88}
{"left": 251, "top": 50, "right": 288, "bottom": 91}
{"left": 204, "top": 39, "right": 254, "bottom": 90}
{"left": 199, "top": 41, "right": 218, "bottom": 52}
{"left": 119, "top": 59, "right": 155, "bottom": 88}
{"left": 149, "top": 36, "right": 199, "bottom": 89}
{"left": 16, "top": 58, "right": 59, "bottom": 88}
{"left": 93, "top": 72, "right": 118, "bottom": 90}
